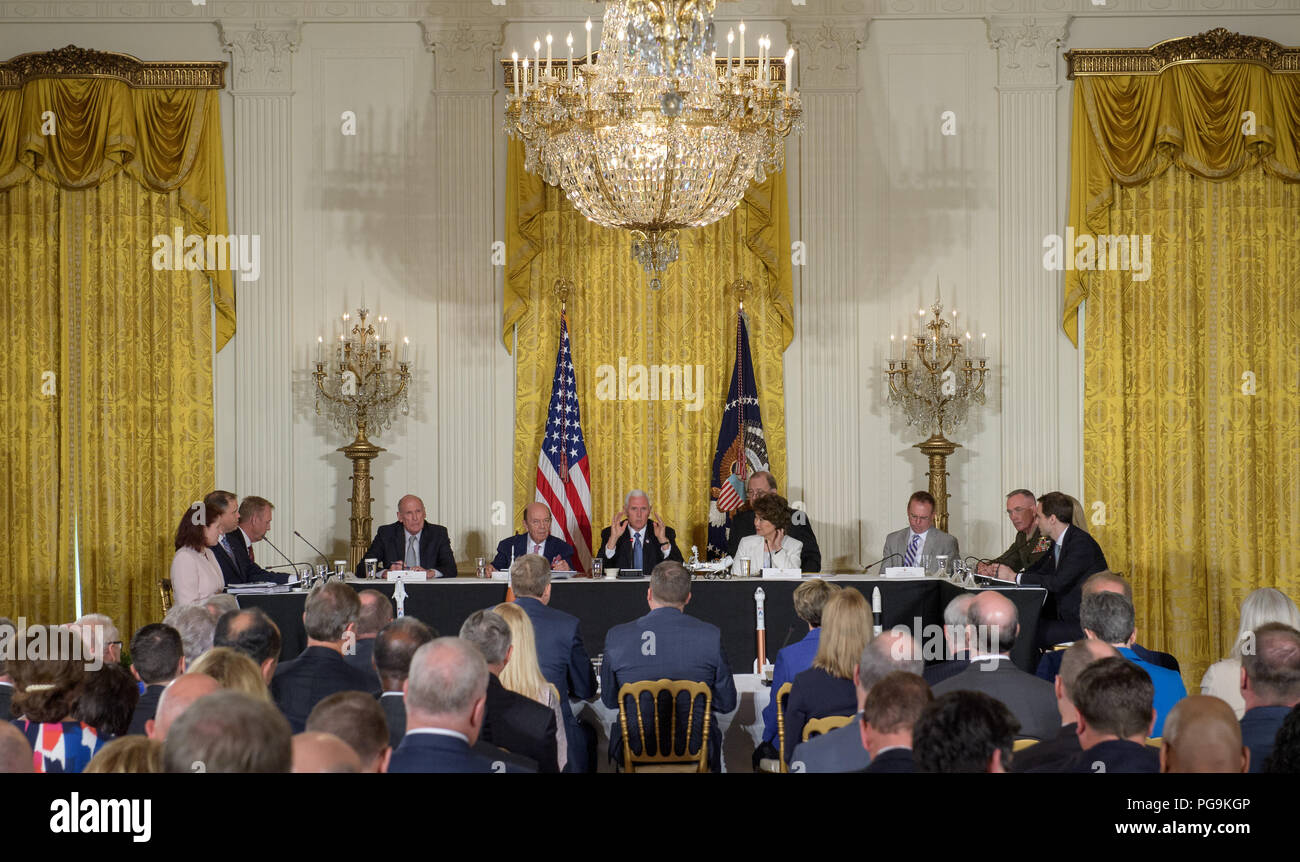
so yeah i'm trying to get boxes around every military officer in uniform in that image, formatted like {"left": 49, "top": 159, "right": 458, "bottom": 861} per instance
{"left": 977, "top": 489, "right": 1050, "bottom": 578}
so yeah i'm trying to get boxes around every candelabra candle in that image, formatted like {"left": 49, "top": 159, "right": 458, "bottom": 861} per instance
{"left": 513, "top": 52, "right": 520, "bottom": 96}
{"left": 567, "top": 33, "right": 573, "bottom": 80}
{"left": 546, "top": 33, "right": 553, "bottom": 76}
{"left": 786, "top": 48, "right": 794, "bottom": 94}
{"left": 739, "top": 21, "right": 745, "bottom": 72}
{"left": 586, "top": 18, "right": 592, "bottom": 62}
{"left": 726, "top": 30, "right": 733, "bottom": 73}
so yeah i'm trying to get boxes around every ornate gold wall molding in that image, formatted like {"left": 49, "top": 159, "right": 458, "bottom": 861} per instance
{"left": 0, "top": 44, "right": 225, "bottom": 89}
{"left": 1066, "top": 28, "right": 1300, "bottom": 79}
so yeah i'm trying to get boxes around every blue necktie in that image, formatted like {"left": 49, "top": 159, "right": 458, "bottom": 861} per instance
{"left": 633, "top": 532, "right": 644, "bottom": 571}
{"left": 903, "top": 534, "right": 921, "bottom": 567}
{"left": 219, "top": 534, "right": 239, "bottom": 569}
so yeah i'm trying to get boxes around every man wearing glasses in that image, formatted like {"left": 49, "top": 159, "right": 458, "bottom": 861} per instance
{"left": 977, "top": 489, "right": 1049, "bottom": 579}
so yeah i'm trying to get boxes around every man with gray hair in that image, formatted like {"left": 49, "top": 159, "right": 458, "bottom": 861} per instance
{"left": 923, "top": 593, "right": 976, "bottom": 685}
{"left": 459, "top": 609, "right": 558, "bottom": 772}
{"left": 163, "top": 689, "right": 292, "bottom": 773}
{"left": 163, "top": 603, "right": 217, "bottom": 665}
{"left": 790, "top": 629, "right": 923, "bottom": 773}
{"left": 1012, "top": 639, "right": 1119, "bottom": 772}
{"left": 1239, "top": 622, "right": 1300, "bottom": 772}
{"left": 389, "top": 637, "right": 515, "bottom": 773}
{"left": 271, "top": 581, "right": 379, "bottom": 732}
{"left": 599, "top": 490, "right": 683, "bottom": 572}
{"left": 74, "top": 614, "right": 122, "bottom": 665}
{"left": 1079, "top": 590, "right": 1185, "bottom": 735}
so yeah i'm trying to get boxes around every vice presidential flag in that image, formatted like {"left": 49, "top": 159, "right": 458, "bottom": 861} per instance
{"left": 708, "top": 310, "right": 769, "bottom": 558}
{"left": 535, "top": 311, "right": 593, "bottom": 573}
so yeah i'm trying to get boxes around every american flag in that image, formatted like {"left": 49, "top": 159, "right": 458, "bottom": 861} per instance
{"left": 535, "top": 311, "right": 593, "bottom": 573}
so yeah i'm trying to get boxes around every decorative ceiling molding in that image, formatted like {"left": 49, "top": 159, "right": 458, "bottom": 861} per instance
{"left": 0, "top": 43, "right": 225, "bottom": 88}
{"left": 1066, "top": 28, "right": 1300, "bottom": 78}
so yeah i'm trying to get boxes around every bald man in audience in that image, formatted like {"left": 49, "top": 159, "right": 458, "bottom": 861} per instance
{"left": 0, "top": 722, "right": 34, "bottom": 773}
{"left": 292, "top": 731, "right": 363, "bottom": 773}
{"left": 307, "top": 691, "right": 392, "bottom": 773}
{"left": 214, "top": 607, "right": 282, "bottom": 685}
{"left": 344, "top": 589, "right": 393, "bottom": 681}
{"left": 146, "top": 673, "right": 220, "bottom": 741}
{"left": 1239, "top": 622, "right": 1300, "bottom": 772}
{"left": 1013, "top": 639, "right": 1118, "bottom": 772}
{"left": 1161, "top": 696, "right": 1250, "bottom": 773}
{"left": 358, "top": 494, "right": 457, "bottom": 579}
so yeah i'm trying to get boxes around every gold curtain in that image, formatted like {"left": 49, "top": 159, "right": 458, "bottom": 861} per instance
{"left": 1067, "top": 62, "right": 1300, "bottom": 687}
{"left": 0, "top": 74, "right": 228, "bottom": 637}
{"left": 504, "top": 140, "right": 792, "bottom": 554}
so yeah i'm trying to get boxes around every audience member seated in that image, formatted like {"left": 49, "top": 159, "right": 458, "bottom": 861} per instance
{"left": 601, "top": 561, "right": 736, "bottom": 771}
{"left": 373, "top": 617, "right": 436, "bottom": 748}
{"left": 932, "top": 592, "right": 1059, "bottom": 740}
{"left": 272, "top": 581, "right": 380, "bottom": 732}
{"left": 357, "top": 494, "right": 457, "bottom": 579}
{"left": 84, "top": 736, "right": 163, "bottom": 774}
{"left": 1012, "top": 639, "right": 1118, "bottom": 773}
{"left": 191, "top": 647, "right": 271, "bottom": 701}
{"left": 490, "top": 502, "right": 575, "bottom": 573}
{"left": 726, "top": 470, "right": 823, "bottom": 573}
{"left": 292, "top": 731, "right": 362, "bottom": 773}
{"left": 1160, "top": 695, "right": 1250, "bottom": 773}
{"left": 1239, "top": 622, "right": 1300, "bottom": 773}
{"left": 882, "top": 491, "right": 959, "bottom": 570}
{"left": 128, "top": 623, "right": 185, "bottom": 735}
{"left": 74, "top": 614, "right": 122, "bottom": 666}
{"left": 0, "top": 721, "right": 34, "bottom": 773}
{"left": 147, "top": 673, "right": 220, "bottom": 741}
{"left": 460, "top": 609, "right": 559, "bottom": 773}
{"left": 201, "top": 594, "right": 240, "bottom": 620}
{"left": 599, "top": 490, "right": 684, "bottom": 571}
{"left": 1264, "top": 705, "right": 1300, "bottom": 773}
{"left": 914, "top": 690, "right": 1020, "bottom": 773}
{"left": 1202, "top": 588, "right": 1300, "bottom": 717}
{"left": 977, "top": 489, "right": 1048, "bottom": 579}
{"left": 755, "top": 578, "right": 838, "bottom": 767}
{"left": 860, "top": 671, "right": 932, "bottom": 773}
{"left": 214, "top": 607, "right": 282, "bottom": 685}
{"left": 923, "top": 594, "right": 976, "bottom": 685}
{"left": 390, "top": 637, "right": 518, "bottom": 773}
{"left": 163, "top": 603, "right": 217, "bottom": 665}
{"left": 511, "top": 553, "right": 596, "bottom": 772}
{"left": 8, "top": 624, "right": 104, "bottom": 772}
{"left": 214, "top": 495, "right": 293, "bottom": 586}
{"left": 1079, "top": 590, "right": 1186, "bottom": 735}
{"left": 162, "top": 690, "right": 292, "bottom": 773}
{"left": 494, "top": 601, "right": 568, "bottom": 771}
{"left": 72, "top": 663, "right": 139, "bottom": 740}
{"left": 307, "top": 691, "right": 392, "bottom": 773}
{"left": 170, "top": 501, "right": 226, "bottom": 606}
{"left": 732, "top": 493, "right": 803, "bottom": 575}
{"left": 346, "top": 589, "right": 393, "bottom": 681}
{"left": 0, "top": 616, "right": 15, "bottom": 720}
{"left": 1064, "top": 657, "right": 1159, "bottom": 773}
{"left": 784, "top": 588, "right": 874, "bottom": 758}
{"left": 791, "top": 629, "right": 922, "bottom": 773}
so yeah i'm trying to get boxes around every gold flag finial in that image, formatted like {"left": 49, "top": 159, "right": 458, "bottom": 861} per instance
{"left": 552, "top": 278, "right": 574, "bottom": 312}
{"left": 730, "top": 277, "right": 753, "bottom": 311}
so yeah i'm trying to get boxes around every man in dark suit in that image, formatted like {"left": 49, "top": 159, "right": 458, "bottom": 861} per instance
{"left": 1239, "top": 622, "right": 1300, "bottom": 772}
{"left": 932, "top": 591, "right": 1060, "bottom": 740}
{"left": 1065, "top": 657, "right": 1159, "bottom": 773}
{"left": 601, "top": 561, "right": 737, "bottom": 771}
{"left": 344, "top": 589, "right": 392, "bottom": 683}
{"left": 389, "top": 637, "right": 531, "bottom": 773}
{"left": 914, "top": 690, "right": 1020, "bottom": 773}
{"left": 373, "top": 617, "right": 436, "bottom": 749}
{"left": 1013, "top": 639, "right": 1118, "bottom": 772}
{"left": 127, "top": 623, "right": 185, "bottom": 735}
{"left": 460, "top": 609, "right": 559, "bottom": 773}
{"left": 994, "top": 490, "right": 1108, "bottom": 647}
{"left": 598, "top": 490, "right": 683, "bottom": 573}
{"left": 490, "top": 502, "right": 576, "bottom": 573}
{"left": 0, "top": 616, "right": 15, "bottom": 721}
{"left": 215, "top": 606, "right": 283, "bottom": 685}
{"left": 211, "top": 495, "right": 293, "bottom": 586}
{"left": 511, "top": 554, "right": 597, "bottom": 772}
{"left": 725, "top": 471, "right": 822, "bottom": 573}
{"left": 357, "top": 495, "right": 457, "bottom": 579}
{"left": 923, "top": 594, "right": 975, "bottom": 685}
{"left": 1160, "top": 695, "right": 1250, "bottom": 773}
{"left": 271, "top": 581, "right": 381, "bottom": 732}
{"left": 859, "top": 671, "right": 931, "bottom": 774}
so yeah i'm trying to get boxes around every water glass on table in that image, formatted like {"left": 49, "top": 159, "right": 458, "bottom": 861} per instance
{"left": 591, "top": 557, "right": 604, "bottom": 579}
{"left": 475, "top": 556, "right": 487, "bottom": 579}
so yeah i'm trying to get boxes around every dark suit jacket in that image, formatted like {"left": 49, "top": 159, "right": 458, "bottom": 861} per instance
{"left": 1035, "top": 642, "right": 1180, "bottom": 681}
{"left": 482, "top": 674, "right": 558, "bottom": 773}
{"left": 785, "top": 666, "right": 858, "bottom": 760}
{"left": 1067, "top": 738, "right": 1160, "bottom": 773}
{"left": 598, "top": 524, "right": 683, "bottom": 571}
{"left": 212, "top": 528, "right": 292, "bottom": 586}
{"left": 271, "top": 645, "right": 382, "bottom": 732}
{"left": 389, "top": 731, "right": 513, "bottom": 773}
{"left": 128, "top": 684, "right": 167, "bottom": 735}
{"left": 0, "top": 682, "right": 13, "bottom": 721}
{"left": 514, "top": 595, "right": 594, "bottom": 772}
{"left": 492, "top": 534, "right": 576, "bottom": 571}
{"left": 343, "top": 637, "right": 378, "bottom": 685}
{"left": 379, "top": 691, "right": 406, "bottom": 749}
{"left": 601, "top": 607, "right": 736, "bottom": 770}
{"left": 1013, "top": 722, "right": 1082, "bottom": 773}
{"left": 726, "top": 509, "right": 823, "bottom": 573}
{"left": 863, "top": 747, "right": 914, "bottom": 774}
{"left": 357, "top": 521, "right": 457, "bottom": 579}
{"left": 932, "top": 657, "right": 1060, "bottom": 740}
{"left": 1020, "top": 525, "right": 1108, "bottom": 623}
{"left": 923, "top": 653, "right": 971, "bottom": 686}
{"left": 1241, "top": 705, "right": 1292, "bottom": 773}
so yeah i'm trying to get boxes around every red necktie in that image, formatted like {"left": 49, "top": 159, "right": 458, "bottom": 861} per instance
{"left": 248, "top": 546, "right": 255, "bottom": 563}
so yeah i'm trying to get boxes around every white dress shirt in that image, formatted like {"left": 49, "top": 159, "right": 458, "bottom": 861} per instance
{"left": 403, "top": 727, "right": 469, "bottom": 744}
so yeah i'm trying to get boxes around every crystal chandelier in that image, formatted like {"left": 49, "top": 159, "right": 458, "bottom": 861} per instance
{"left": 504, "top": 1, "right": 802, "bottom": 287}
{"left": 625, "top": 0, "right": 716, "bottom": 77}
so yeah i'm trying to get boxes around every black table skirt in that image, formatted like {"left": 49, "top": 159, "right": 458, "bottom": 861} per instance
{"left": 238, "top": 576, "right": 1047, "bottom": 673}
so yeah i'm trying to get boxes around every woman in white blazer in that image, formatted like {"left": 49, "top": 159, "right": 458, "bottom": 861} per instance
{"left": 1201, "top": 587, "right": 1300, "bottom": 717}
{"left": 170, "top": 501, "right": 225, "bottom": 606}
{"left": 733, "top": 494, "right": 802, "bottom": 576}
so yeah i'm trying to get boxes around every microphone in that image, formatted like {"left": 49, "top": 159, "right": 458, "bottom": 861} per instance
{"left": 262, "top": 536, "right": 310, "bottom": 582}
{"left": 295, "top": 530, "right": 332, "bottom": 570}
{"left": 862, "top": 553, "right": 901, "bottom": 573}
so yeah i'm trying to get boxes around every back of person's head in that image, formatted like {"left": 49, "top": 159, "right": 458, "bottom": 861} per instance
{"left": 968, "top": 591, "right": 1019, "bottom": 653}
{"left": 356, "top": 590, "right": 394, "bottom": 637}
{"left": 1242, "top": 623, "right": 1300, "bottom": 705}
{"left": 72, "top": 663, "right": 139, "bottom": 737}
{"left": 942, "top": 594, "right": 976, "bottom": 653}
{"left": 1072, "top": 656, "right": 1154, "bottom": 740}
{"left": 1161, "top": 695, "right": 1248, "bottom": 773}
{"left": 861, "top": 671, "right": 932, "bottom": 735}
{"left": 1059, "top": 640, "right": 1120, "bottom": 702}
{"left": 374, "top": 617, "right": 435, "bottom": 687}
{"left": 861, "top": 630, "right": 923, "bottom": 692}
{"left": 0, "top": 722, "right": 34, "bottom": 773}
{"left": 493, "top": 602, "right": 551, "bottom": 703}
{"left": 913, "top": 690, "right": 1020, "bottom": 773}
{"left": 510, "top": 554, "right": 551, "bottom": 598}
{"left": 130, "top": 623, "right": 184, "bottom": 685}
{"left": 1234, "top": 589, "right": 1300, "bottom": 658}
{"left": 188, "top": 647, "right": 270, "bottom": 701}
{"left": 150, "top": 672, "right": 221, "bottom": 740}
{"left": 292, "top": 731, "right": 361, "bottom": 773}
{"left": 304, "top": 580, "right": 361, "bottom": 642}
{"left": 1265, "top": 705, "right": 1300, "bottom": 773}
{"left": 406, "top": 637, "right": 488, "bottom": 720}
{"left": 1037, "top": 491, "right": 1075, "bottom": 524}
{"left": 306, "top": 691, "right": 390, "bottom": 772}
{"left": 213, "top": 608, "right": 282, "bottom": 665}
{"left": 793, "top": 578, "right": 839, "bottom": 627}
{"left": 163, "top": 690, "right": 292, "bottom": 773}
{"left": 9, "top": 624, "right": 88, "bottom": 723}
{"left": 459, "top": 609, "right": 512, "bottom": 667}
{"left": 163, "top": 604, "right": 217, "bottom": 663}
{"left": 813, "top": 588, "right": 874, "bottom": 680}
{"left": 85, "top": 736, "right": 163, "bottom": 774}
{"left": 649, "top": 561, "right": 691, "bottom": 606}
{"left": 1082, "top": 570, "right": 1133, "bottom": 603}
{"left": 201, "top": 595, "right": 239, "bottom": 620}
{"left": 74, "top": 614, "right": 121, "bottom": 663}
{"left": 1080, "top": 590, "right": 1136, "bottom": 645}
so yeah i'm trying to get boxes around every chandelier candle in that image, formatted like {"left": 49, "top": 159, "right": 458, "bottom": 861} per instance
{"left": 586, "top": 18, "right": 592, "bottom": 61}
{"left": 726, "top": 29, "right": 733, "bottom": 71}
{"left": 513, "top": 51, "right": 520, "bottom": 96}
{"left": 567, "top": 33, "right": 573, "bottom": 79}
{"left": 739, "top": 21, "right": 745, "bottom": 70}
{"left": 786, "top": 48, "right": 794, "bottom": 93}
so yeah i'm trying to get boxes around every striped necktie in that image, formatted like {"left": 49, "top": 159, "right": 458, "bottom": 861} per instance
{"left": 903, "top": 534, "right": 921, "bottom": 567}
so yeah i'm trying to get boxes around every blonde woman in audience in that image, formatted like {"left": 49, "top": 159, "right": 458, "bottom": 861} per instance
{"left": 494, "top": 601, "right": 568, "bottom": 772}
{"left": 85, "top": 735, "right": 163, "bottom": 774}
{"left": 189, "top": 647, "right": 271, "bottom": 702}
{"left": 784, "top": 588, "right": 874, "bottom": 759}
{"left": 1201, "top": 587, "right": 1300, "bottom": 717}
